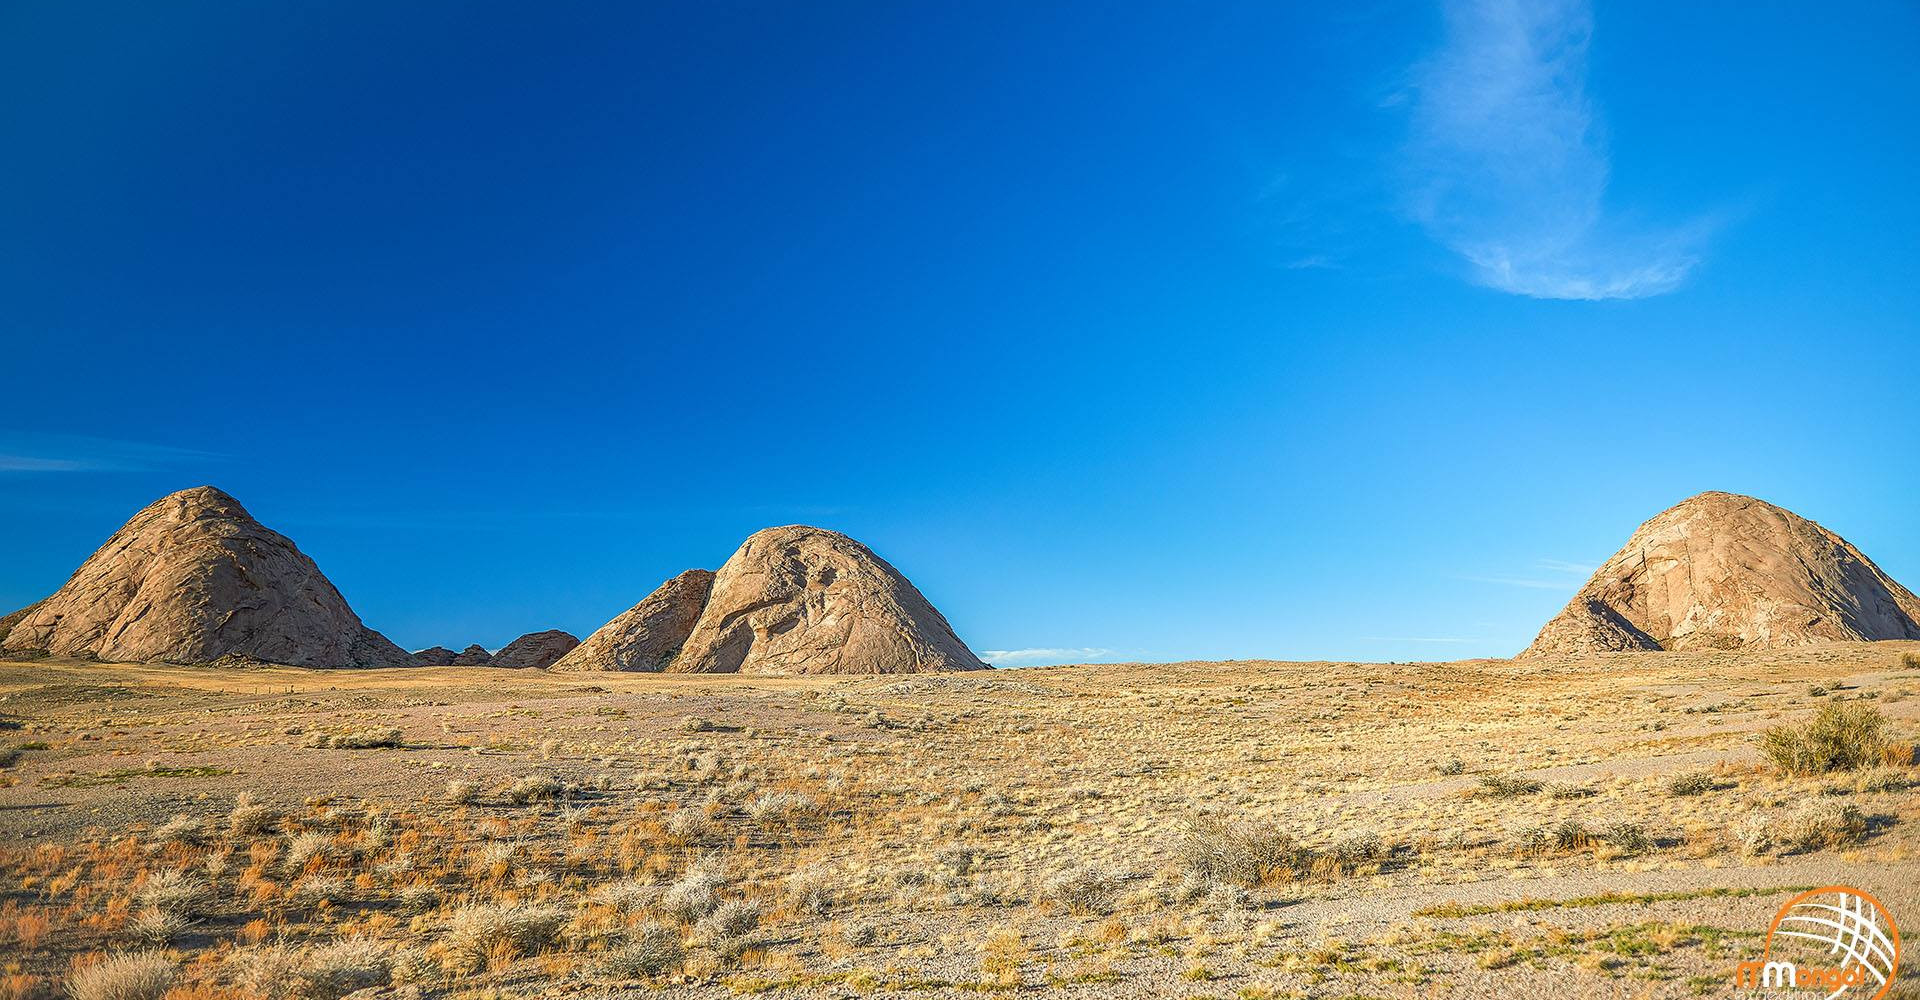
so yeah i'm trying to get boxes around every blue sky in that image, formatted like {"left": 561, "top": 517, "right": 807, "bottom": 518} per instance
{"left": 2, "top": 1, "right": 1916, "bottom": 664}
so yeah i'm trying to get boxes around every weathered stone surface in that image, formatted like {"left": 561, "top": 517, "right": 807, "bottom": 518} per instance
{"left": 451, "top": 644, "right": 493, "bottom": 666}
{"left": 1522, "top": 492, "right": 1920, "bottom": 657}
{"left": 0, "top": 602, "right": 41, "bottom": 644}
{"left": 1, "top": 486, "right": 409, "bottom": 668}
{"left": 673, "top": 525, "right": 986, "bottom": 675}
{"left": 491, "top": 629, "right": 580, "bottom": 669}
{"left": 412, "top": 646, "right": 459, "bottom": 666}
{"left": 550, "top": 569, "right": 714, "bottom": 672}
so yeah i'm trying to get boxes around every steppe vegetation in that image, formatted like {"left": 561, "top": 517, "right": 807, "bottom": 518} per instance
{"left": 0, "top": 642, "right": 1916, "bottom": 999}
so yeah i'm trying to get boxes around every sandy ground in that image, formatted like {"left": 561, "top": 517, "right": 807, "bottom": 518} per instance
{"left": 1, "top": 642, "right": 1916, "bottom": 999}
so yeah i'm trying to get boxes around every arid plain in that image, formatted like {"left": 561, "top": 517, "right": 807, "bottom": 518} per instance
{"left": 2, "top": 643, "right": 1915, "bottom": 1000}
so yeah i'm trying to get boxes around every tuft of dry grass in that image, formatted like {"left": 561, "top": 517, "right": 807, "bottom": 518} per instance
{"left": 65, "top": 952, "right": 174, "bottom": 1000}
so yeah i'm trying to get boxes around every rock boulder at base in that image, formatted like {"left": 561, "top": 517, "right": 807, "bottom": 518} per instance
{"left": 672, "top": 525, "right": 987, "bottom": 675}
{"left": 1521, "top": 491, "right": 1920, "bottom": 657}
{"left": 491, "top": 629, "right": 580, "bottom": 669}
{"left": 451, "top": 644, "right": 493, "bottom": 666}
{"left": 412, "top": 646, "right": 459, "bottom": 666}
{"left": 550, "top": 569, "right": 714, "bottom": 672}
{"left": 1, "top": 486, "right": 410, "bottom": 668}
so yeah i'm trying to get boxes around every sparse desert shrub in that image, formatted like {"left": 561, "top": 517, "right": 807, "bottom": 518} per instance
{"left": 597, "top": 924, "right": 682, "bottom": 979}
{"left": 1596, "top": 821, "right": 1651, "bottom": 855}
{"left": 746, "top": 791, "right": 817, "bottom": 822}
{"left": 135, "top": 870, "right": 208, "bottom": 916}
{"left": 680, "top": 715, "right": 716, "bottom": 733}
{"left": 1039, "top": 864, "right": 1124, "bottom": 914}
{"left": 444, "top": 779, "right": 478, "bottom": 804}
{"left": 660, "top": 860, "right": 728, "bottom": 921}
{"left": 1783, "top": 801, "right": 1868, "bottom": 851}
{"left": 228, "top": 793, "right": 278, "bottom": 837}
{"left": 1475, "top": 773, "right": 1543, "bottom": 798}
{"left": 306, "top": 727, "right": 403, "bottom": 750}
{"left": 693, "top": 899, "right": 760, "bottom": 944}
{"left": 1855, "top": 766, "right": 1912, "bottom": 794}
{"left": 1175, "top": 815, "right": 1311, "bottom": 889}
{"left": 290, "top": 875, "right": 347, "bottom": 907}
{"left": 1666, "top": 771, "right": 1716, "bottom": 796}
{"left": 785, "top": 865, "right": 835, "bottom": 916}
{"left": 1901, "top": 651, "right": 1920, "bottom": 671}
{"left": 439, "top": 903, "right": 568, "bottom": 973}
{"left": 398, "top": 883, "right": 440, "bottom": 913}
{"left": 665, "top": 807, "right": 710, "bottom": 840}
{"left": 934, "top": 846, "right": 977, "bottom": 877}
{"left": 503, "top": 774, "right": 563, "bottom": 804}
{"left": 283, "top": 831, "right": 333, "bottom": 872}
{"left": 1435, "top": 757, "right": 1465, "bottom": 776}
{"left": 126, "top": 908, "right": 187, "bottom": 945}
{"left": 1545, "top": 781, "right": 1596, "bottom": 800}
{"left": 1551, "top": 820, "right": 1589, "bottom": 852}
{"left": 1732, "top": 812, "right": 1776, "bottom": 856}
{"left": 65, "top": 952, "right": 174, "bottom": 1000}
{"left": 593, "top": 879, "right": 660, "bottom": 916}
{"left": 294, "top": 938, "right": 395, "bottom": 1000}
{"left": 1761, "top": 703, "right": 1896, "bottom": 775}
{"left": 150, "top": 814, "right": 204, "bottom": 845}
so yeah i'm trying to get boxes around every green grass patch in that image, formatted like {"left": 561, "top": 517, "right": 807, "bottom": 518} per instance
{"left": 43, "top": 765, "right": 232, "bottom": 788}
{"left": 1413, "top": 885, "right": 1812, "bottom": 919}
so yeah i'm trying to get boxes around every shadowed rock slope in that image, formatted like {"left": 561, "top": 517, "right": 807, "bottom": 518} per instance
{"left": 1522, "top": 491, "right": 1920, "bottom": 657}
{"left": 556, "top": 527, "right": 986, "bottom": 674}
{"left": 551, "top": 569, "right": 714, "bottom": 672}
{"left": 1, "top": 486, "right": 409, "bottom": 667}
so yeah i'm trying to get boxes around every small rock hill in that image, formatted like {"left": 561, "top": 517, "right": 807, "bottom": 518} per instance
{"left": 1522, "top": 492, "right": 1920, "bottom": 656}
{"left": 2, "top": 486, "right": 408, "bottom": 668}
{"left": 557, "top": 527, "right": 985, "bottom": 674}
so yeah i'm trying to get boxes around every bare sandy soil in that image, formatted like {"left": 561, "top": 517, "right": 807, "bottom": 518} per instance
{"left": 2, "top": 643, "right": 1916, "bottom": 999}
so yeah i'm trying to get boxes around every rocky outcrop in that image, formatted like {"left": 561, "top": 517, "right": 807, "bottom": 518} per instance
{"left": 450, "top": 644, "right": 493, "bottom": 666}
{"left": 0, "top": 602, "right": 41, "bottom": 644}
{"left": 674, "top": 525, "right": 986, "bottom": 674}
{"left": 1521, "top": 492, "right": 1920, "bottom": 657}
{"left": 491, "top": 629, "right": 580, "bottom": 669}
{"left": 412, "top": 646, "right": 459, "bottom": 666}
{"left": 551, "top": 569, "right": 714, "bottom": 672}
{"left": 1, "top": 486, "right": 409, "bottom": 668}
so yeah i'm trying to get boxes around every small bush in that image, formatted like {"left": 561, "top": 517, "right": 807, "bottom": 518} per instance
{"left": 228, "top": 793, "right": 278, "bottom": 837}
{"left": 306, "top": 727, "right": 404, "bottom": 750}
{"left": 126, "top": 908, "right": 187, "bottom": 945}
{"left": 1039, "top": 865, "right": 1124, "bottom": 915}
{"left": 1475, "top": 774, "right": 1543, "bottom": 798}
{"left": 1666, "top": 771, "right": 1717, "bottom": 796}
{"left": 693, "top": 899, "right": 760, "bottom": 943}
{"left": 66, "top": 952, "right": 174, "bottom": 1000}
{"left": 439, "top": 904, "right": 568, "bottom": 973}
{"left": 1732, "top": 812, "right": 1776, "bottom": 856}
{"left": 136, "top": 870, "right": 209, "bottom": 916}
{"left": 150, "top": 814, "right": 204, "bottom": 845}
{"left": 680, "top": 715, "right": 717, "bottom": 733}
{"left": 1783, "top": 801, "right": 1868, "bottom": 852}
{"left": 660, "top": 860, "right": 728, "bottom": 921}
{"left": 593, "top": 879, "right": 660, "bottom": 915}
{"left": 444, "top": 779, "right": 478, "bottom": 804}
{"left": 746, "top": 791, "right": 817, "bottom": 822}
{"left": 1435, "top": 757, "right": 1465, "bottom": 776}
{"left": 785, "top": 865, "right": 835, "bottom": 917}
{"left": 503, "top": 775, "right": 563, "bottom": 804}
{"left": 1175, "top": 816, "right": 1311, "bottom": 889}
{"left": 1761, "top": 703, "right": 1896, "bottom": 775}
{"left": 1596, "top": 821, "right": 1651, "bottom": 855}
{"left": 597, "top": 924, "right": 682, "bottom": 979}
{"left": 1545, "top": 781, "right": 1595, "bottom": 800}
{"left": 1900, "top": 651, "right": 1920, "bottom": 671}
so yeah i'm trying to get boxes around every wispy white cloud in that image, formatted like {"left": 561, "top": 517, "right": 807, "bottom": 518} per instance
{"left": 1457, "top": 574, "right": 1573, "bottom": 591}
{"left": 1405, "top": 0, "right": 1711, "bottom": 299}
{"left": 1535, "top": 558, "right": 1595, "bottom": 575}
{"left": 0, "top": 433, "right": 223, "bottom": 474}
{"left": 978, "top": 647, "right": 1118, "bottom": 666}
